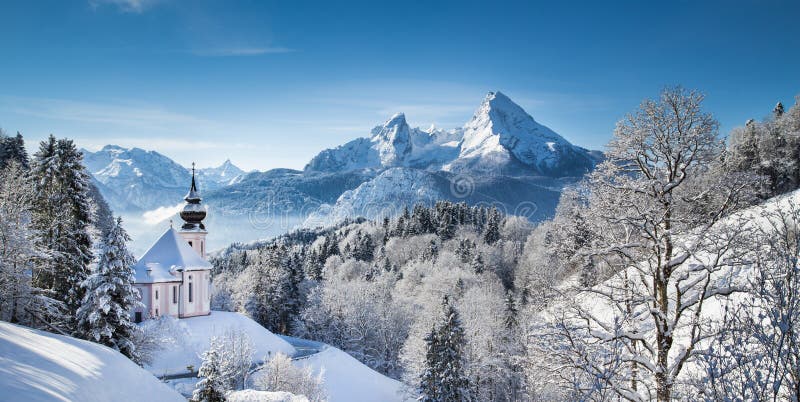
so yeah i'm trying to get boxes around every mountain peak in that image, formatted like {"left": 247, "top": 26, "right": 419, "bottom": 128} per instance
{"left": 476, "top": 90, "right": 529, "bottom": 120}
{"left": 452, "top": 90, "right": 597, "bottom": 175}
{"left": 384, "top": 112, "right": 407, "bottom": 128}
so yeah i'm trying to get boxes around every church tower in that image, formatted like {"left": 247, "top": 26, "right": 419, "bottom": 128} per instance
{"left": 179, "top": 163, "right": 208, "bottom": 258}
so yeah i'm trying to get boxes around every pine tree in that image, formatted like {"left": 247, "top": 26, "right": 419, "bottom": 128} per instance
{"left": 193, "top": 337, "right": 228, "bottom": 402}
{"left": 0, "top": 131, "right": 29, "bottom": 170}
{"left": 775, "top": 101, "right": 785, "bottom": 117}
{"left": 470, "top": 253, "right": 484, "bottom": 275}
{"left": 76, "top": 217, "right": 141, "bottom": 360}
{"left": 420, "top": 296, "right": 472, "bottom": 402}
{"left": 30, "top": 136, "right": 95, "bottom": 330}
{"left": 483, "top": 208, "right": 501, "bottom": 245}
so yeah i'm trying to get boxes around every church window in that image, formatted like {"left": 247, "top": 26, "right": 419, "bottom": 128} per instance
{"left": 155, "top": 290, "right": 159, "bottom": 300}
{"left": 173, "top": 286, "right": 177, "bottom": 303}
{"left": 189, "top": 281, "right": 193, "bottom": 303}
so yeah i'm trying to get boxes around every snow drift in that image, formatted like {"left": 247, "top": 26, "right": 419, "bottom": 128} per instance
{"left": 0, "top": 322, "right": 184, "bottom": 402}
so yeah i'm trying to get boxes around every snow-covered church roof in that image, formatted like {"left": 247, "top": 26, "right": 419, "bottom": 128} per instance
{"left": 133, "top": 228, "right": 212, "bottom": 284}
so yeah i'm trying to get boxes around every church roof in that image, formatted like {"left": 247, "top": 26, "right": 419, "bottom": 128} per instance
{"left": 133, "top": 227, "right": 212, "bottom": 284}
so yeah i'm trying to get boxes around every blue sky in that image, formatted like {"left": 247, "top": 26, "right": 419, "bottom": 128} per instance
{"left": 1, "top": 0, "right": 798, "bottom": 171}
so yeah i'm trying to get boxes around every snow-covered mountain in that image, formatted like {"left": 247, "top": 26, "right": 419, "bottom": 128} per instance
{"left": 196, "top": 158, "right": 247, "bottom": 187}
{"left": 305, "top": 113, "right": 462, "bottom": 172}
{"left": 302, "top": 91, "right": 600, "bottom": 226}
{"left": 84, "top": 91, "right": 600, "bottom": 248}
{"left": 447, "top": 91, "right": 599, "bottom": 176}
{"left": 81, "top": 145, "right": 247, "bottom": 211}
{"left": 306, "top": 91, "right": 599, "bottom": 176}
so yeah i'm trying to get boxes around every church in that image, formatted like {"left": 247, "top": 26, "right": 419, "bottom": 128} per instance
{"left": 131, "top": 166, "right": 212, "bottom": 322}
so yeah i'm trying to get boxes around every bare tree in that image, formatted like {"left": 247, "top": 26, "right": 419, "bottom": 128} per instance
{"left": 693, "top": 201, "right": 800, "bottom": 401}
{"left": 540, "top": 87, "right": 757, "bottom": 401}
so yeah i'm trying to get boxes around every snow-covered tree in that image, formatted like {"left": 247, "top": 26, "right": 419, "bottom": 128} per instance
{"left": 76, "top": 217, "right": 141, "bottom": 360}
{"left": 0, "top": 161, "right": 52, "bottom": 325}
{"left": 419, "top": 296, "right": 472, "bottom": 402}
{"left": 692, "top": 202, "right": 800, "bottom": 400}
{"left": 256, "top": 352, "right": 327, "bottom": 402}
{"left": 540, "top": 87, "right": 757, "bottom": 401}
{"left": 194, "top": 336, "right": 228, "bottom": 402}
{"left": 30, "top": 135, "right": 94, "bottom": 329}
{"left": 0, "top": 130, "right": 29, "bottom": 170}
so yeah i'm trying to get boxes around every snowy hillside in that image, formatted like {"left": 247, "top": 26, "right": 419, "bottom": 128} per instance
{"left": 144, "top": 311, "right": 296, "bottom": 376}
{"left": 0, "top": 322, "right": 184, "bottom": 402}
{"left": 294, "top": 346, "right": 405, "bottom": 402}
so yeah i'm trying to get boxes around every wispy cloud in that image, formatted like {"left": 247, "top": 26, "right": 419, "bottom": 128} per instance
{"left": 89, "top": 0, "right": 162, "bottom": 13}
{"left": 190, "top": 46, "right": 295, "bottom": 57}
{"left": 1, "top": 96, "right": 213, "bottom": 132}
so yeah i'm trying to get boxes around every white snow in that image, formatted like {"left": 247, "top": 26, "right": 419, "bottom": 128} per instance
{"left": 304, "top": 167, "right": 443, "bottom": 227}
{"left": 294, "top": 346, "right": 406, "bottom": 402}
{"left": 0, "top": 322, "right": 184, "bottom": 402}
{"left": 144, "top": 311, "right": 296, "bottom": 376}
{"left": 227, "top": 390, "right": 309, "bottom": 402}
{"left": 455, "top": 91, "right": 575, "bottom": 172}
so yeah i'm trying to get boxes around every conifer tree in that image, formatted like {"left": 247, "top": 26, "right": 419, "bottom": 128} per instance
{"left": 30, "top": 136, "right": 94, "bottom": 329}
{"left": 76, "top": 217, "right": 141, "bottom": 360}
{"left": 483, "top": 208, "right": 501, "bottom": 245}
{"left": 0, "top": 131, "right": 29, "bottom": 170}
{"left": 420, "top": 296, "right": 472, "bottom": 402}
{"left": 193, "top": 337, "right": 228, "bottom": 402}
{"left": 470, "top": 253, "right": 484, "bottom": 274}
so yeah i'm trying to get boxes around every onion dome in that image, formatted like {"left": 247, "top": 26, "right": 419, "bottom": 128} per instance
{"left": 180, "top": 163, "right": 206, "bottom": 230}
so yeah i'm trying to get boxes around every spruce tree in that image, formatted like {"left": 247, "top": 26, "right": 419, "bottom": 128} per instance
{"left": 76, "top": 217, "right": 141, "bottom": 360}
{"left": 420, "top": 296, "right": 472, "bottom": 402}
{"left": 470, "top": 253, "right": 484, "bottom": 274}
{"left": 483, "top": 208, "right": 501, "bottom": 245}
{"left": 30, "top": 135, "right": 94, "bottom": 330}
{"left": 0, "top": 131, "right": 29, "bottom": 170}
{"left": 775, "top": 101, "right": 785, "bottom": 117}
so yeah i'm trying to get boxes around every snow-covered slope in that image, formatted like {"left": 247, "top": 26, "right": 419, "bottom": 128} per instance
{"left": 144, "top": 311, "right": 296, "bottom": 376}
{"left": 305, "top": 168, "right": 447, "bottom": 227}
{"left": 0, "top": 321, "right": 184, "bottom": 402}
{"left": 294, "top": 346, "right": 405, "bottom": 402}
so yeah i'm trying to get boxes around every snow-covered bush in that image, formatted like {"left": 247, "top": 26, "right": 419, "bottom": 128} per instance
{"left": 255, "top": 353, "right": 327, "bottom": 402}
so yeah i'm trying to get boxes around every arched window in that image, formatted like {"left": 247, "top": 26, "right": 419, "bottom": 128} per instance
{"left": 188, "top": 278, "right": 193, "bottom": 303}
